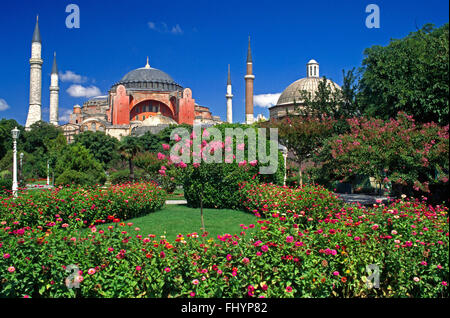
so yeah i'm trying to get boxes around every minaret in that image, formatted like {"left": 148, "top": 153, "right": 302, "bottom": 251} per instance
{"left": 226, "top": 64, "right": 233, "bottom": 123}
{"left": 244, "top": 37, "right": 254, "bottom": 124}
{"left": 25, "top": 15, "right": 43, "bottom": 130}
{"left": 49, "top": 52, "right": 59, "bottom": 126}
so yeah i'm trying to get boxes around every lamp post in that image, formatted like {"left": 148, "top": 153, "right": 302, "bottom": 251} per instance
{"left": 11, "top": 127, "right": 20, "bottom": 198}
{"left": 279, "top": 144, "right": 288, "bottom": 186}
{"left": 47, "top": 160, "right": 50, "bottom": 186}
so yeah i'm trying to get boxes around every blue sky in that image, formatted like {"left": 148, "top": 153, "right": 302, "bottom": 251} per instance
{"left": 0, "top": 0, "right": 448, "bottom": 125}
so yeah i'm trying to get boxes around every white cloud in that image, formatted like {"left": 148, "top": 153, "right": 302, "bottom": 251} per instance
{"left": 148, "top": 21, "right": 184, "bottom": 35}
{"left": 0, "top": 98, "right": 10, "bottom": 111}
{"left": 254, "top": 93, "right": 282, "bottom": 108}
{"left": 59, "top": 70, "right": 87, "bottom": 83}
{"left": 171, "top": 24, "right": 183, "bottom": 35}
{"left": 59, "top": 109, "right": 74, "bottom": 123}
{"left": 66, "top": 85, "right": 101, "bottom": 98}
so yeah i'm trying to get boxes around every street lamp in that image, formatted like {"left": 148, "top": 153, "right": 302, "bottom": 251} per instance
{"left": 11, "top": 127, "right": 20, "bottom": 198}
{"left": 47, "top": 160, "right": 50, "bottom": 186}
{"left": 278, "top": 144, "right": 288, "bottom": 186}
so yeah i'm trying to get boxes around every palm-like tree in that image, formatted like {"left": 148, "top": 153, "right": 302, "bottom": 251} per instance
{"left": 118, "top": 136, "right": 142, "bottom": 181}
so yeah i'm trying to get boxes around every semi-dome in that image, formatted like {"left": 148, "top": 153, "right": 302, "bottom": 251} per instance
{"left": 112, "top": 58, "right": 183, "bottom": 92}
{"left": 276, "top": 77, "right": 340, "bottom": 106}
{"left": 141, "top": 113, "right": 177, "bottom": 126}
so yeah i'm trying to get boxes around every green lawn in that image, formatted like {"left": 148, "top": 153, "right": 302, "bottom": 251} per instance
{"left": 102, "top": 204, "right": 257, "bottom": 241}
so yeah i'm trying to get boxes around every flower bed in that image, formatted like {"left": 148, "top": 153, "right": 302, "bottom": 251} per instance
{"left": 0, "top": 183, "right": 447, "bottom": 298}
{"left": 0, "top": 182, "right": 167, "bottom": 229}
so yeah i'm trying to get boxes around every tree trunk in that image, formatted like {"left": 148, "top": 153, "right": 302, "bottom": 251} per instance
{"left": 129, "top": 159, "right": 134, "bottom": 181}
{"left": 200, "top": 193, "right": 206, "bottom": 243}
{"left": 298, "top": 161, "right": 303, "bottom": 187}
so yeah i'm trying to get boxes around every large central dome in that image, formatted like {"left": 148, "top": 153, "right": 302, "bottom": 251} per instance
{"left": 112, "top": 59, "right": 183, "bottom": 92}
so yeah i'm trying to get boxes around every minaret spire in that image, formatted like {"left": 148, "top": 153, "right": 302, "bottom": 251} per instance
{"left": 32, "top": 15, "right": 41, "bottom": 43}
{"left": 26, "top": 16, "right": 43, "bottom": 130}
{"left": 49, "top": 52, "right": 59, "bottom": 126}
{"left": 226, "top": 64, "right": 233, "bottom": 123}
{"left": 246, "top": 36, "right": 252, "bottom": 63}
{"left": 145, "top": 56, "right": 150, "bottom": 69}
{"left": 244, "top": 37, "right": 254, "bottom": 124}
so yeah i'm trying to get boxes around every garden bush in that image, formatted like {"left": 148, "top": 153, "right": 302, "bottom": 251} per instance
{"left": 239, "top": 182, "right": 344, "bottom": 219}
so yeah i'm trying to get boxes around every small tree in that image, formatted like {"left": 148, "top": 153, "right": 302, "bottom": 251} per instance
{"left": 118, "top": 136, "right": 142, "bottom": 181}
{"left": 54, "top": 144, "right": 106, "bottom": 186}
{"left": 74, "top": 131, "right": 119, "bottom": 168}
{"left": 263, "top": 115, "right": 336, "bottom": 187}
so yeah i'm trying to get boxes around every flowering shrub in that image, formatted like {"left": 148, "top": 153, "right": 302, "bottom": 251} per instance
{"left": 157, "top": 124, "right": 285, "bottom": 209}
{"left": 0, "top": 182, "right": 167, "bottom": 229}
{"left": 0, "top": 183, "right": 447, "bottom": 298}
{"left": 316, "top": 112, "right": 449, "bottom": 199}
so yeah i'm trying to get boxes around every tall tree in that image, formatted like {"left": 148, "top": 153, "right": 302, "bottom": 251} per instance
{"left": 359, "top": 23, "right": 449, "bottom": 125}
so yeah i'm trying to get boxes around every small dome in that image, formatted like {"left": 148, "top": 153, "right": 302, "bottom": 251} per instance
{"left": 141, "top": 113, "right": 177, "bottom": 127}
{"left": 276, "top": 77, "right": 340, "bottom": 106}
{"left": 307, "top": 59, "right": 318, "bottom": 64}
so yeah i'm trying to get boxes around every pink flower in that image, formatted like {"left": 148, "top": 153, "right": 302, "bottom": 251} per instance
{"left": 442, "top": 281, "right": 448, "bottom": 286}
{"left": 88, "top": 268, "right": 96, "bottom": 275}
{"left": 136, "top": 266, "right": 142, "bottom": 271}
{"left": 226, "top": 254, "right": 232, "bottom": 261}
{"left": 286, "top": 286, "right": 293, "bottom": 293}
{"left": 62, "top": 223, "right": 69, "bottom": 228}
{"left": 413, "top": 277, "right": 420, "bottom": 282}
{"left": 333, "top": 271, "right": 339, "bottom": 276}
{"left": 8, "top": 266, "right": 15, "bottom": 273}
{"left": 193, "top": 162, "right": 200, "bottom": 168}
{"left": 238, "top": 160, "right": 247, "bottom": 167}
{"left": 249, "top": 160, "right": 258, "bottom": 167}
{"left": 242, "top": 257, "right": 250, "bottom": 264}
{"left": 237, "top": 143, "right": 245, "bottom": 151}
{"left": 261, "top": 245, "right": 269, "bottom": 252}
{"left": 164, "top": 267, "right": 171, "bottom": 273}
{"left": 3, "top": 253, "right": 10, "bottom": 259}
{"left": 192, "top": 279, "right": 199, "bottom": 285}
{"left": 162, "top": 144, "right": 170, "bottom": 151}
{"left": 286, "top": 236, "right": 294, "bottom": 243}
{"left": 157, "top": 152, "right": 166, "bottom": 160}
{"left": 190, "top": 292, "right": 195, "bottom": 297}
{"left": 354, "top": 236, "right": 361, "bottom": 241}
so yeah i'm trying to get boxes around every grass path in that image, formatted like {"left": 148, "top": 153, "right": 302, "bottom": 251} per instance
{"left": 105, "top": 204, "right": 257, "bottom": 241}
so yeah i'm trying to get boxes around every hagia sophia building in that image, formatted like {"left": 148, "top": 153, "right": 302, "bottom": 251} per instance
{"left": 25, "top": 17, "right": 340, "bottom": 142}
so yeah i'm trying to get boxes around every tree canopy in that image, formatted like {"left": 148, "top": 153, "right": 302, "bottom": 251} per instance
{"left": 359, "top": 23, "right": 449, "bottom": 125}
